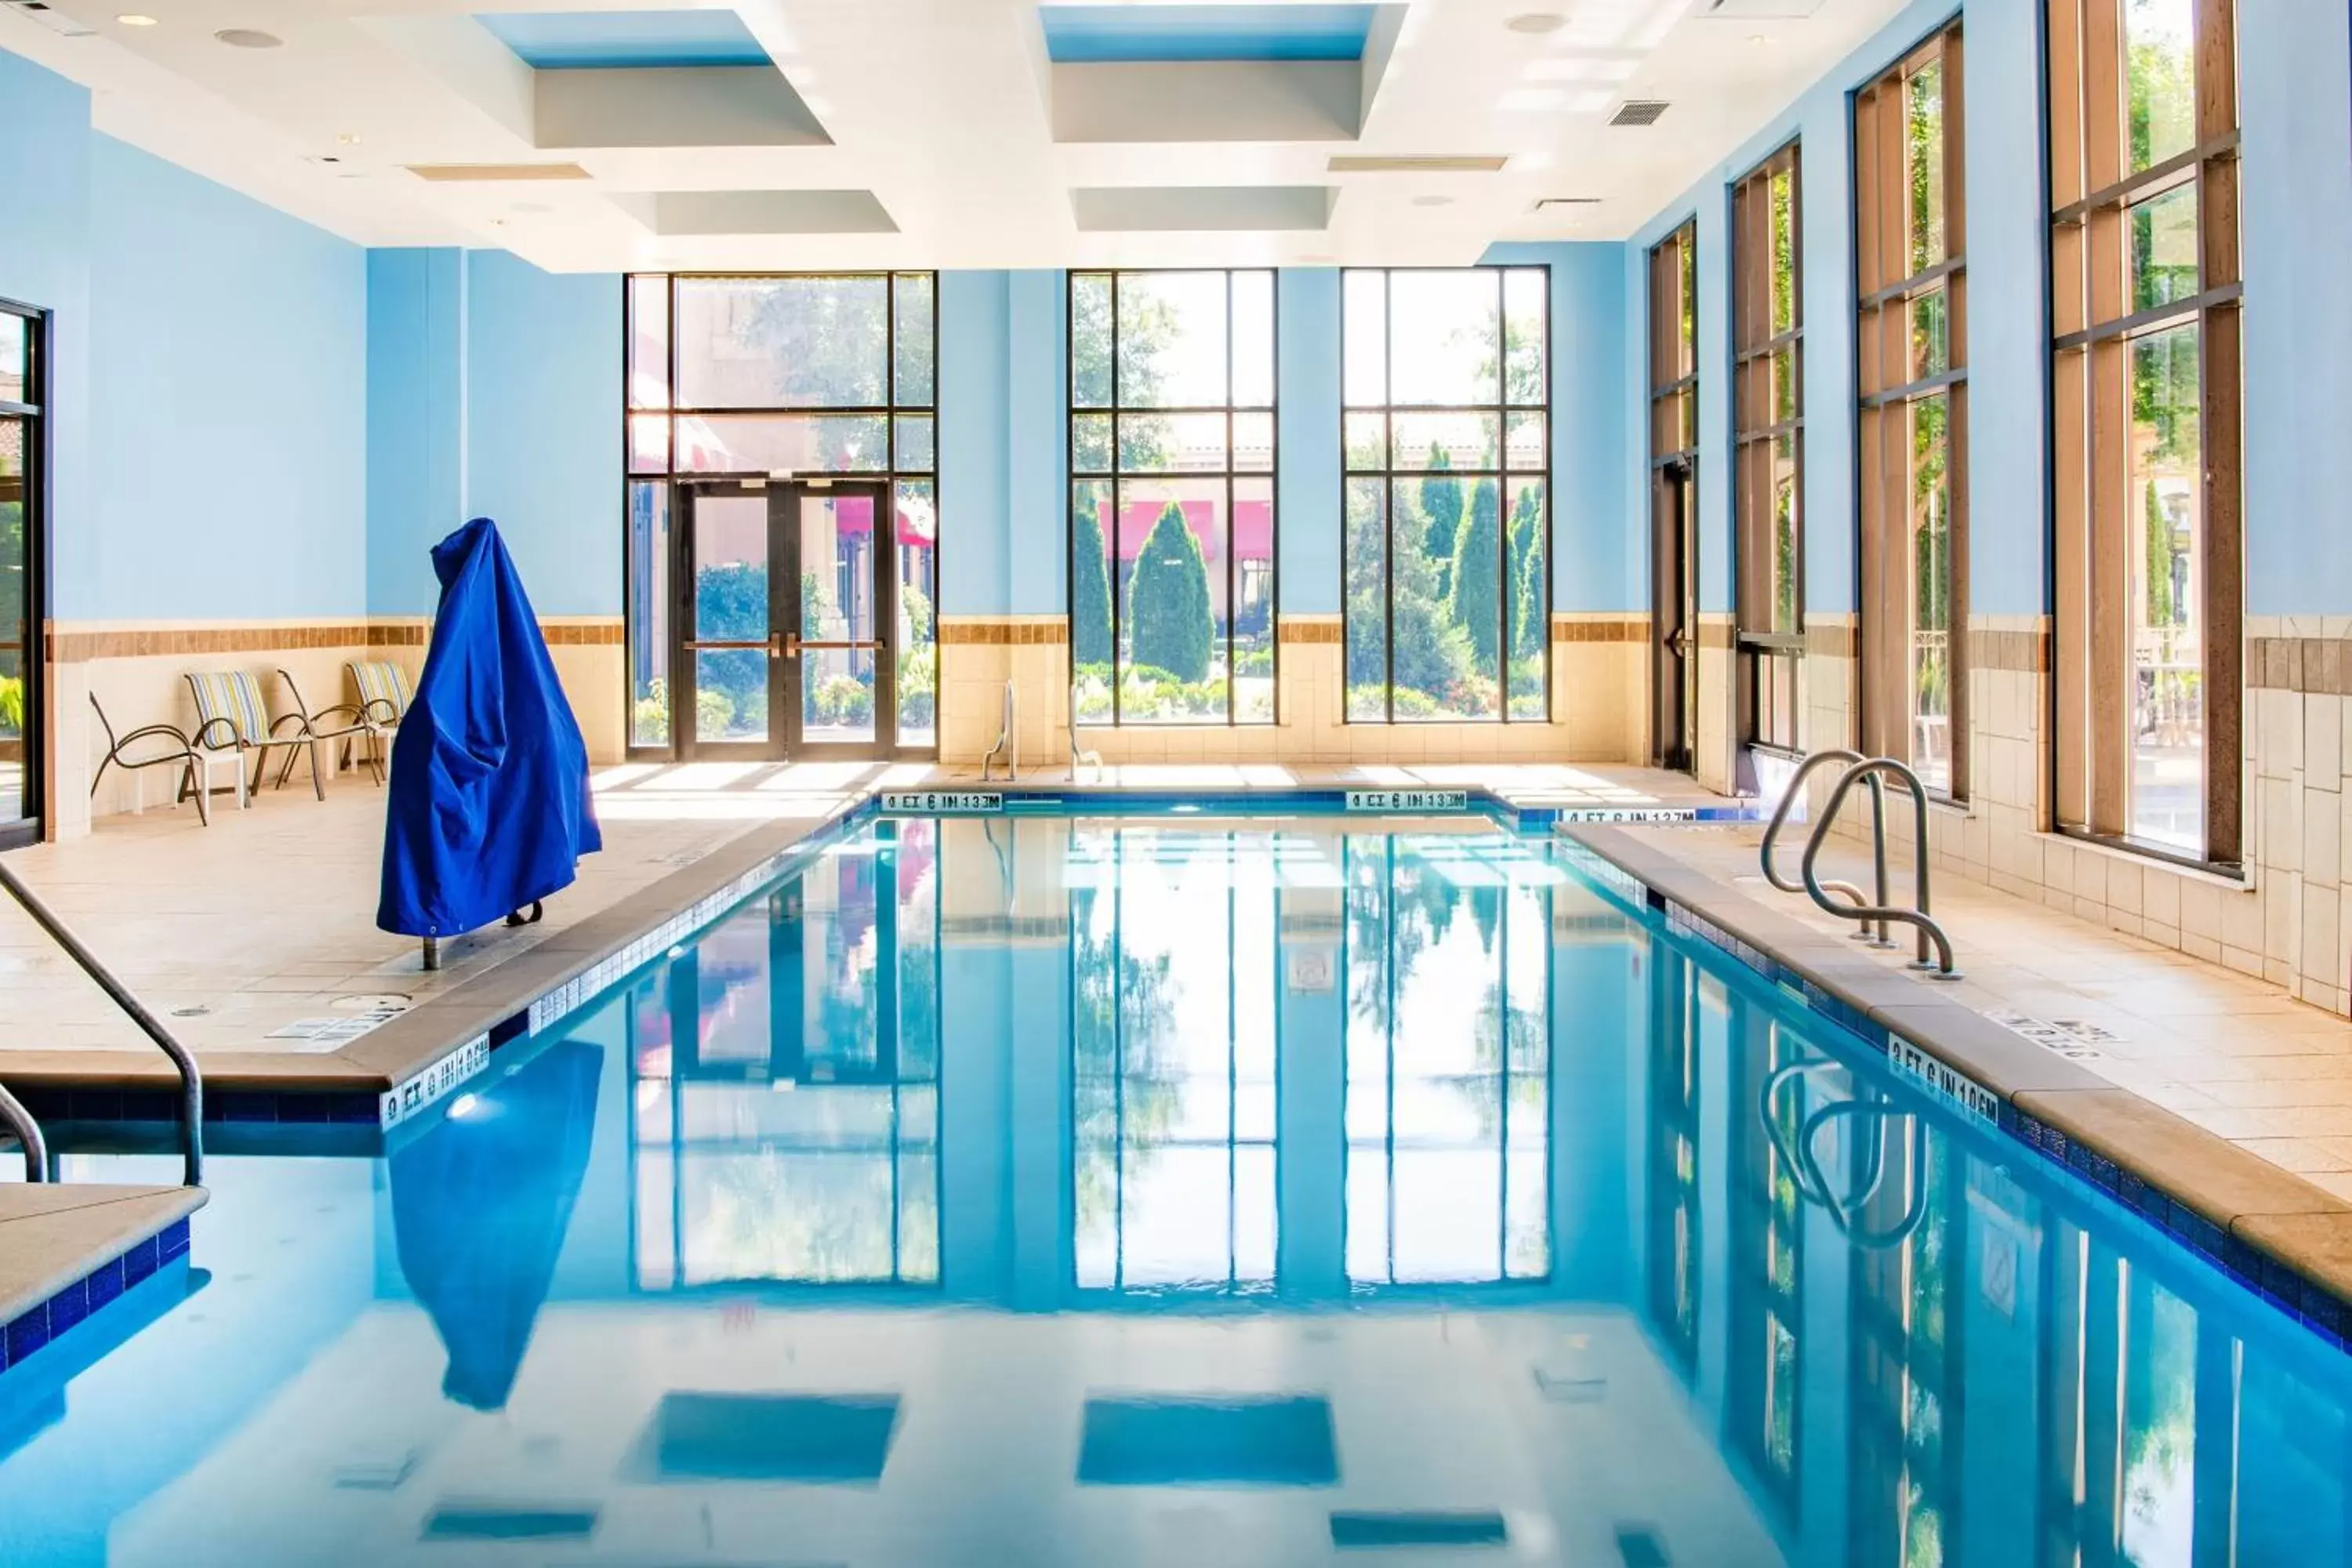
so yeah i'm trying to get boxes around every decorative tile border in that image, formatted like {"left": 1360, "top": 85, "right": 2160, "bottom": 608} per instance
{"left": 938, "top": 619, "right": 1069, "bottom": 646}
{"left": 1276, "top": 618, "right": 1344, "bottom": 644}
{"left": 1550, "top": 615, "right": 1649, "bottom": 645}
{"left": 48, "top": 619, "right": 618, "bottom": 662}
{"left": 2249, "top": 636, "right": 2352, "bottom": 694}
{"left": 0, "top": 1217, "right": 190, "bottom": 1378}
{"left": 1969, "top": 625, "right": 2053, "bottom": 674}
{"left": 1556, "top": 823, "right": 2352, "bottom": 1352}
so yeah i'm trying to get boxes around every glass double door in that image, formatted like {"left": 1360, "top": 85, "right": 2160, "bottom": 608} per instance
{"left": 677, "top": 479, "right": 900, "bottom": 759}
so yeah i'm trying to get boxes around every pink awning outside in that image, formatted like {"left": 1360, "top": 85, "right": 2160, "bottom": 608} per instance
{"left": 1096, "top": 498, "right": 1273, "bottom": 565}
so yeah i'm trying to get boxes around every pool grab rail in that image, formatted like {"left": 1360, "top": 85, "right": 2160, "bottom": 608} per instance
{"left": 0, "top": 1079, "right": 48, "bottom": 1184}
{"left": 1069, "top": 682, "right": 1103, "bottom": 782}
{"left": 1762, "top": 1059, "right": 1930, "bottom": 1250}
{"left": 982, "top": 680, "right": 1017, "bottom": 782}
{"left": 1760, "top": 750, "right": 1960, "bottom": 978}
{"left": 0, "top": 857, "right": 205, "bottom": 1185}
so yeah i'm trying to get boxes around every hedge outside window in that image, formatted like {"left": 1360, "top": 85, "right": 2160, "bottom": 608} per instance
{"left": 1069, "top": 270, "right": 1276, "bottom": 727}
{"left": 2047, "top": 0, "right": 2241, "bottom": 864}
{"left": 1342, "top": 267, "right": 1550, "bottom": 724}
{"left": 1857, "top": 23, "right": 1968, "bottom": 798}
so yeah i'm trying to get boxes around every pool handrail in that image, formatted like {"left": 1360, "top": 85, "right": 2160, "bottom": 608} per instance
{"left": 1759, "top": 748, "right": 1886, "bottom": 943}
{"left": 982, "top": 680, "right": 1016, "bottom": 782}
{"left": 0, "top": 856, "right": 204, "bottom": 1185}
{"left": 0, "top": 1078, "right": 48, "bottom": 1182}
{"left": 1798, "top": 756, "right": 1960, "bottom": 978}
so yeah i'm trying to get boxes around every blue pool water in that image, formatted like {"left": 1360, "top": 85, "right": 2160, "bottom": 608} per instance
{"left": 3, "top": 811, "right": 2350, "bottom": 1566}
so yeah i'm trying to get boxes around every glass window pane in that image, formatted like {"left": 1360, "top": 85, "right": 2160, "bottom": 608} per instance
{"left": 673, "top": 413, "right": 889, "bottom": 474}
{"left": 894, "top": 414, "right": 935, "bottom": 472}
{"left": 1771, "top": 347, "right": 1799, "bottom": 426}
{"left": 1343, "top": 270, "right": 1387, "bottom": 406}
{"left": 695, "top": 650, "right": 768, "bottom": 742}
{"left": 1907, "top": 394, "right": 1953, "bottom": 793}
{"left": 2129, "top": 183, "right": 2200, "bottom": 313}
{"left": 1116, "top": 271, "right": 1228, "bottom": 409}
{"left": 1072, "top": 480, "right": 1116, "bottom": 724}
{"left": 1073, "top": 412, "right": 1113, "bottom": 474}
{"left": 1345, "top": 477, "right": 1388, "bottom": 721}
{"left": 1232, "top": 410, "right": 1273, "bottom": 473}
{"left": 1392, "top": 474, "right": 1501, "bottom": 720}
{"left": 674, "top": 276, "right": 889, "bottom": 409}
{"left": 798, "top": 493, "right": 877, "bottom": 745}
{"left": 1344, "top": 410, "right": 1386, "bottom": 470}
{"left": 628, "top": 276, "right": 670, "bottom": 409}
{"left": 0, "top": 316, "right": 24, "bottom": 407}
{"left": 0, "top": 417, "right": 25, "bottom": 824}
{"left": 1904, "top": 59, "right": 1946, "bottom": 274}
{"left": 1504, "top": 268, "right": 1546, "bottom": 405}
{"left": 1771, "top": 434, "right": 1799, "bottom": 633}
{"left": 1232, "top": 269, "right": 1275, "bottom": 407}
{"left": 1678, "top": 238, "right": 1697, "bottom": 373}
{"left": 629, "top": 412, "right": 669, "bottom": 474}
{"left": 627, "top": 480, "right": 670, "bottom": 749}
{"left": 2125, "top": 0, "right": 2197, "bottom": 172}
{"left": 1505, "top": 411, "right": 1547, "bottom": 470}
{"left": 1392, "top": 411, "right": 1500, "bottom": 470}
{"left": 693, "top": 493, "right": 769, "bottom": 641}
{"left": 1072, "top": 274, "right": 1113, "bottom": 409}
{"left": 1233, "top": 476, "right": 1275, "bottom": 722}
{"left": 1910, "top": 286, "right": 1950, "bottom": 381}
{"left": 1116, "top": 481, "right": 1228, "bottom": 723}
{"left": 1387, "top": 270, "right": 1502, "bottom": 406}
{"left": 1506, "top": 477, "right": 1548, "bottom": 720}
{"left": 1118, "top": 411, "right": 1226, "bottom": 473}
{"left": 2129, "top": 325, "right": 2203, "bottom": 851}
{"left": 1769, "top": 166, "right": 1797, "bottom": 336}
{"left": 893, "top": 273, "right": 935, "bottom": 407}
{"left": 896, "top": 481, "right": 937, "bottom": 748}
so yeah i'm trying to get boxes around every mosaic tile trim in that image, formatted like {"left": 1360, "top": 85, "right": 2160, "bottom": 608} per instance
{"left": 0, "top": 1217, "right": 190, "bottom": 1379}
{"left": 19, "top": 1084, "right": 381, "bottom": 1127}
{"left": 1555, "top": 832, "right": 2352, "bottom": 1352}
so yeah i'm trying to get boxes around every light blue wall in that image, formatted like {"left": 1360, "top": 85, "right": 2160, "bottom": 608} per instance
{"left": 938, "top": 270, "right": 1011, "bottom": 617}
{"left": 463, "top": 250, "right": 620, "bottom": 618}
{"left": 0, "top": 49, "right": 91, "bottom": 627}
{"left": 2241, "top": 2, "right": 2352, "bottom": 615}
{"left": 1006, "top": 270, "right": 1068, "bottom": 616}
{"left": 365, "top": 249, "right": 466, "bottom": 617}
{"left": 1277, "top": 268, "right": 1342, "bottom": 614}
{"left": 81, "top": 136, "right": 366, "bottom": 620}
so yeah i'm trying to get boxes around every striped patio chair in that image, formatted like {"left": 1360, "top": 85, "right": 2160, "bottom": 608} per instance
{"left": 184, "top": 670, "right": 326, "bottom": 802}
{"left": 344, "top": 659, "right": 414, "bottom": 778}
{"left": 275, "top": 667, "right": 389, "bottom": 786}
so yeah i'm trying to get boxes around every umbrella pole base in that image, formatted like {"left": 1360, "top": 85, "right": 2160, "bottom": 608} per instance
{"left": 421, "top": 936, "right": 440, "bottom": 972}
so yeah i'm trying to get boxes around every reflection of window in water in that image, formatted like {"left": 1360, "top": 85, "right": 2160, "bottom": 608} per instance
{"left": 1072, "top": 828, "right": 1278, "bottom": 1292}
{"left": 1343, "top": 835, "right": 1552, "bottom": 1286}
{"left": 1728, "top": 1009, "right": 1805, "bottom": 1515}
{"left": 1646, "top": 953, "right": 1708, "bottom": 1374}
{"left": 630, "top": 822, "right": 942, "bottom": 1288}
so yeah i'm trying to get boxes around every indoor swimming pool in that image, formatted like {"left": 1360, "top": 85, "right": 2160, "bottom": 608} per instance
{"left": 2, "top": 808, "right": 2348, "bottom": 1566}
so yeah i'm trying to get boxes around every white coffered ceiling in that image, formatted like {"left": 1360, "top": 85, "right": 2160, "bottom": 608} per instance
{"left": 0, "top": 0, "right": 1908, "bottom": 270}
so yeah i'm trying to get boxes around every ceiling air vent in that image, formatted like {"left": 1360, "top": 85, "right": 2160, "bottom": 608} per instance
{"left": 1327, "top": 155, "right": 1510, "bottom": 174}
{"left": 1609, "top": 100, "right": 1670, "bottom": 127}
{"left": 404, "top": 164, "right": 594, "bottom": 183}
{"left": 3, "top": 0, "right": 95, "bottom": 36}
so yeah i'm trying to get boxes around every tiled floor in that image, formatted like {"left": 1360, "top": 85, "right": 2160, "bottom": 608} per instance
{"left": 0, "top": 761, "right": 918, "bottom": 1060}
{"left": 1623, "top": 822, "right": 2352, "bottom": 1199}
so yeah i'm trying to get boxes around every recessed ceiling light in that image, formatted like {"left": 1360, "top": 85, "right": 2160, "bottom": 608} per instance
{"left": 1505, "top": 12, "right": 1566, "bottom": 34}
{"left": 214, "top": 27, "right": 281, "bottom": 48}
{"left": 1748, "top": 33, "right": 1774, "bottom": 45}
{"left": 1413, "top": 194, "right": 1454, "bottom": 208}
{"left": 116, "top": 13, "right": 158, "bottom": 26}
{"left": 336, "top": 132, "right": 361, "bottom": 146}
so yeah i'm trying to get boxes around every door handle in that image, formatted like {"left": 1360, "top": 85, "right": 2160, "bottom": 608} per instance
{"left": 1665, "top": 627, "right": 1690, "bottom": 655}
{"left": 770, "top": 631, "right": 802, "bottom": 660}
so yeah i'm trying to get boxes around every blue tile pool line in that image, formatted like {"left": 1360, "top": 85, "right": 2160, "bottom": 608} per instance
{"left": 0, "top": 1218, "right": 190, "bottom": 1378}
{"left": 1552, "top": 833, "right": 2352, "bottom": 1352}
{"left": 15, "top": 789, "right": 1761, "bottom": 1131}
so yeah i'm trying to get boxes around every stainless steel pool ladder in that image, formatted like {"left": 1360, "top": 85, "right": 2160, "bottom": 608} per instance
{"left": 1068, "top": 681, "right": 1103, "bottom": 782}
{"left": 1762, "top": 1059, "right": 1931, "bottom": 1248}
{"left": 981, "top": 680, "right": 1017, "bottom": 782}
{"left": 0, "top": 857, "right": 205, "bottom": 1185}
{"left": 1759, "top": 749, "right": 1959, "bottom": 978}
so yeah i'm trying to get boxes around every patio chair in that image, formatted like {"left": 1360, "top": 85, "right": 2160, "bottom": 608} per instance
{"left": 342, "top": 659, "right": 414, "bottom": 778}
{"left": 184, "top": 670, "right": 327, "bottom": 802}
{"left": 275, "top": 667, "right": 389, "bottom": 787}
{"left": 89, "top": 692, "right": 234, "bottom": 825}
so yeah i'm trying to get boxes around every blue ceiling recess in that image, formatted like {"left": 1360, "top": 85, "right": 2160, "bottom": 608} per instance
{"left": 1040, "top": 4, "right": 1377, "bottom": 64}
{"left": 477, "top": 10, "right": 771, "bottom": 70}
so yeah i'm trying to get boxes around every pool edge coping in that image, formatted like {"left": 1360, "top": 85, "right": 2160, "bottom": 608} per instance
{"left": 1555, "top": 820, "right": 2352, "bottom": 1346}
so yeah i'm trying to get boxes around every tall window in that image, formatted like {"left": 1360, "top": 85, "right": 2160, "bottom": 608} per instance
{"left": 1342, "top": 267, "right": 1550, "bottom": 724}
{"left": 1733, "top": 147, "right": 1804, "bottom": 753}
{"left": 0, "top": 304, "right": 40, "bottom": 844}
{"left": 1648, "top": 225, "right": 1700, "bottom": 771}
{"left": 623, "top": 273, "right": 939, "bottom": 753}
{"left": 2049, "top": 0, "right": 2241, "bottom": 862}
{"left": 1857, "top": 25, "right": 1968, "bottom": 797}
{"left": 1069, "top": 270, "right": 1276, "bottom": 727}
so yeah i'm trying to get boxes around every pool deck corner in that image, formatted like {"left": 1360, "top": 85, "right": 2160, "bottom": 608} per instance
{"left": 0, "top": 1182, "right": 205, "bottom": 1377}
